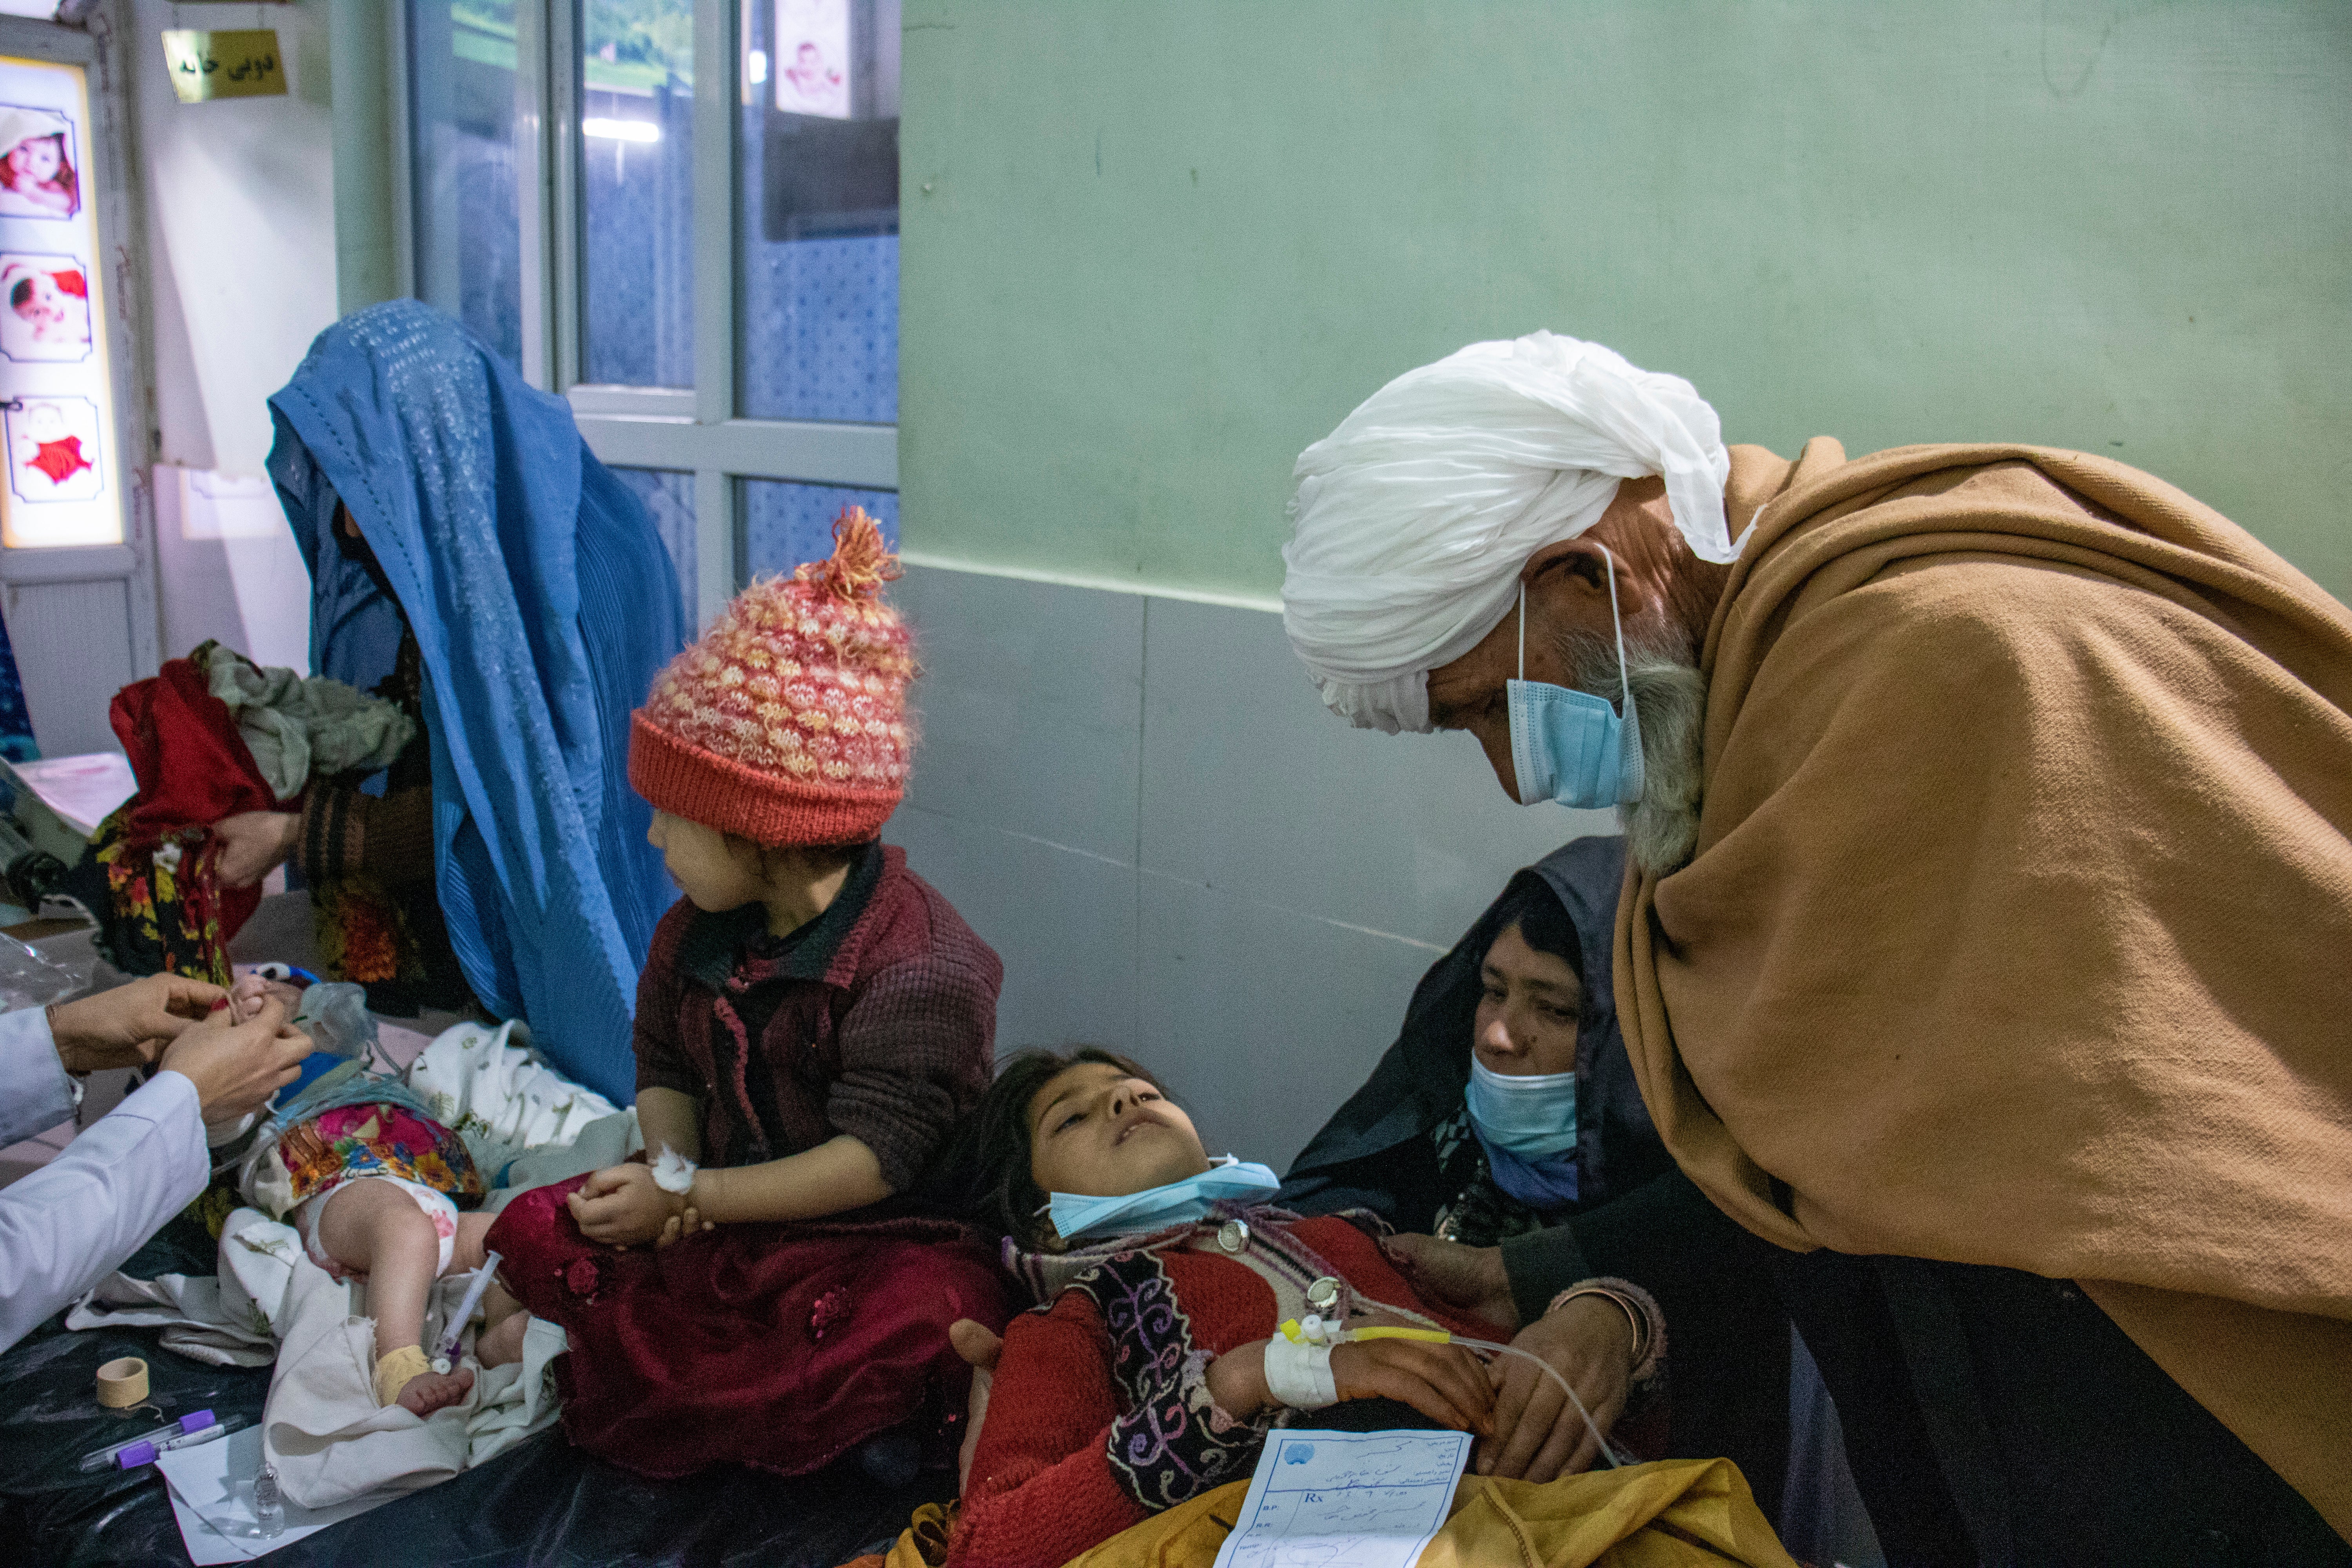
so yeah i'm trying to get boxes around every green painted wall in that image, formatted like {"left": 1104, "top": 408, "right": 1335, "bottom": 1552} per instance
{"left": 899, "top": 1, "right": 2352, "bottom": 607}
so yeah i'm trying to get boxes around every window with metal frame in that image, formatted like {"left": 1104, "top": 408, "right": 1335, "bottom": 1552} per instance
{"left": 405, "top": 0, "right": 899, "bottom": 628}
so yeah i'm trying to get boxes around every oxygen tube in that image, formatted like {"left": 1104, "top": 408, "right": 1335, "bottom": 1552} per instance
{"left": 1275, "top": 1307, "right": 1627, "bottom": 1469}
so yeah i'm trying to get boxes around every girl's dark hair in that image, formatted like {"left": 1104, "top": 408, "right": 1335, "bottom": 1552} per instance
{"left": 943, "top": 1046, "right": 1163, "bottom": 1251}
{"left": 1487, "top": 880, "right": 1587, "bottom": 991}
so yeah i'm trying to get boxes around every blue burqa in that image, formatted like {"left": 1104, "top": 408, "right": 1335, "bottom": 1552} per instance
{"left": 266, "top": 301, "right": 688, "bottom": 1103}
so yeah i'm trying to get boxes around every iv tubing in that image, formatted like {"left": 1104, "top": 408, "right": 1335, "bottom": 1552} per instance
{"left": 1455, "top": 1335, "right": 1620, "bottom": 1469}
{"left": 1329, "top": 1291, "right": 1625, "bottom": 1470}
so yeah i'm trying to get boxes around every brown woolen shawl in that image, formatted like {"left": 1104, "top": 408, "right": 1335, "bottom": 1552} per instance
{"left": 1615, "top": 438, "right": 2352, "bottom": 1539}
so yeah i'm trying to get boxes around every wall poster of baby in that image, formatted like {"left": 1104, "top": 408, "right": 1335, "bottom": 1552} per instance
{"left": 0, "top": 52, "right": 119, "bottom": 549}
{"left": 0, "top": 103, "right": 76, "bottom": 220}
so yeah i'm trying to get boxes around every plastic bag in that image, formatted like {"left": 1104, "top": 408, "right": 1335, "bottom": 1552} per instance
{"left": 291, "top": 981, "right": 376, "bottom": 1061}
{"left": 0, "top": 931, "right": 84, "bottom": 1013}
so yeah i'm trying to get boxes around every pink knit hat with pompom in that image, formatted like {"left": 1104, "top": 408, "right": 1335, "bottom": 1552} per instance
{"left": 629, "top": 508, "right": 915, "bottom": 846}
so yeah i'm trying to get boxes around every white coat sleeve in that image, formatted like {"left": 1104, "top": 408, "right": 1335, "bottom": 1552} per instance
{"left": 0, "top": 1068, "right": 208, "bottom": 1354}
{"left": 0, "top": 1004, "right": 73, "bottom": 1148}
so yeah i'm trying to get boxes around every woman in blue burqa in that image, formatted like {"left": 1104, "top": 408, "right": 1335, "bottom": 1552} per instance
{"left": 210, "top": 301, "right": 686, "bottom": 1103}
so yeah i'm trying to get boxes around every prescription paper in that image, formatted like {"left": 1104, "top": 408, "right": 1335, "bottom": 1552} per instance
{"left": 1212, "top": 1428, "right": 1473, "bottom": 1568}
{"left": 154, "top": 1423, "right": 390, "bottom": 1563}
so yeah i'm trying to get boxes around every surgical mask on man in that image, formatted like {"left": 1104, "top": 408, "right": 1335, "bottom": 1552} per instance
{"left": 1045, "top": 1156, "right": 1282, "bottom": 1243}
{"left": 1465, "top": 1055, "right": 1579, "bottom": 1160}
{"left": 1506, "top": 543, "right": 1646, "bottom": 809}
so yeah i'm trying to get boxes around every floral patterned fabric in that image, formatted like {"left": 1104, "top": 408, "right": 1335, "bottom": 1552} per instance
{"left": 311, "top": 872, "right": 419, "bottom": 987}
{"left": 252, "top": 1100, "right": 483, "bottom": 1221}
{"left": 69, "top": 655, "right": 281, "bottom": 985}
{"left": 300, "top": 631, "right": 476, "bottom": 1015}
{"left": 76, "top": 811, "right": 235, "bottom": 986}
{"left": 1059, "top": 1252, "right": 1281, "bottom": 1514}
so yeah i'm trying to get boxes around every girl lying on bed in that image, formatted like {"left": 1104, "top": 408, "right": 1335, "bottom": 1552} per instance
{"left": 938, "top": 1048, "right": 1665, "bottom": 1568}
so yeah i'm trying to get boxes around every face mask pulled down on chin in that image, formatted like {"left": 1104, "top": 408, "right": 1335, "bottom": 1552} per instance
{"left": 1045, "top": 1156, "right": 1282, "bottom": 1244}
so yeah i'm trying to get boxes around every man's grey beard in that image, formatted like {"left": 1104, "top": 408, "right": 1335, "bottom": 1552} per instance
{"left": 1557, "top": 629, "right": 1708, "bottom": 878}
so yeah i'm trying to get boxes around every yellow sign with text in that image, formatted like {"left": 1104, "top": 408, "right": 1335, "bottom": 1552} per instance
{"left": 159, "top": 30, "right": 286, "bottom": 104}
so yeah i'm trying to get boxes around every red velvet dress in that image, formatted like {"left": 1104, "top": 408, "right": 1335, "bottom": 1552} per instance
{"left": 490, "top": 1182, "right": 1008, "bottom": 1478}
{"left": 947, "top": 1213, "right": 1506, "bottom": 1568}
{"left": 485, "top": 848, "right": 1011, "bottom": 1478}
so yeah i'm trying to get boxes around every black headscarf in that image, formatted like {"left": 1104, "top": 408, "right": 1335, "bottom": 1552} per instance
{"left": 1279, "top": 834, "right": 1673, "bottom": 1227}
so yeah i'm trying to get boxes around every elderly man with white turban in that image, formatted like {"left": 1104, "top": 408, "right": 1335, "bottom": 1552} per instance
{"left": 1282, "top": 332, "right": 2352, "bottom": 1567}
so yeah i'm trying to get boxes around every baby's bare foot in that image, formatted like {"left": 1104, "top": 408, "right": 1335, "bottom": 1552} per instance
{"left": 395, "top": 1366, "right": 475, "bottom": 1416}
{"left": 476, "top": 1309, "right": 530, "bottom": 1369}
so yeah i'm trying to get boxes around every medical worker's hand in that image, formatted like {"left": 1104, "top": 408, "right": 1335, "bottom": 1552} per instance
{"left": 49, "top": 972, "right": 227, "bottom": 1074}
{"left": 1382, "top": 1232, "right": 1521, "bottom": 1330}
{"left": 568, "top": 1162, "right": 684, "bottom": 1247}
{"left": 213, "top": 811, "right": 302, "bottom": 888}
{"left": 1477, "top": 1295, "right": 1632, "bottom": 1482}
{"left": 158, "top": 996, "right": 311, "bottom": 1122}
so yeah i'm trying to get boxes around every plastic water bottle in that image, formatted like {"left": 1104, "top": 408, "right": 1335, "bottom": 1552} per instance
{"left": 252, "top": 1461, "right": 283, "bottom": 1538}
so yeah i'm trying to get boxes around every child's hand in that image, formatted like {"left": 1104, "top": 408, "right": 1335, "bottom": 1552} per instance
{"left": 655, "top": 1201, "right": 714, "bottom": 1249}
{"left": 224, "top": 973, "right": 301, "bottom": 1023}
{"left": 567, "top": 1163, "right": 682, "bottom": 1247}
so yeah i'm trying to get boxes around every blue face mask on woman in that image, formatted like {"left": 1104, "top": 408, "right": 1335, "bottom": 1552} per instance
{"left": 1465, "top": 1054, "right": 1580, "bottom": 1160}
{"left": 1506, "top": 543, "right": 1646, "bottom": 809}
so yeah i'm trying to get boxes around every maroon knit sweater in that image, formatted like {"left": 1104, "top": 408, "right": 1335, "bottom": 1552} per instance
{"left": 632, "top": 844, "right": 1002, "bottom": 1191}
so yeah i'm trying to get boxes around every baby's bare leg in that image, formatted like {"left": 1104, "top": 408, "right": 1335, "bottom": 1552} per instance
{"left": 314, "top": 1180, "right": 475, "bottom": 1414}
{"left": 448, "top": 1210, "right": 530, "bottom": 1367}
{"left": 449, "top": 1209, "right": 495, "bottom": 1275}
{"left": 475, "top": 1280, "right": 529, "bottom": 1368}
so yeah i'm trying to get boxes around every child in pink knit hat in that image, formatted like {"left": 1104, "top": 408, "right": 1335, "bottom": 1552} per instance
{"left": 485, "top": 508, "right": 1012, "bottom": 1478}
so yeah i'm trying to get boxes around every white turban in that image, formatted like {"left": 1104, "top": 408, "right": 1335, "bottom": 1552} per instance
{"left": 1281, "top": 332, "right": 1733, "bottom": 734}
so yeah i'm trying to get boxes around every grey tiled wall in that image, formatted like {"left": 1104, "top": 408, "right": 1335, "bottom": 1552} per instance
{"left": 891, "top": 564, "right": 1614, "bottom": 1170}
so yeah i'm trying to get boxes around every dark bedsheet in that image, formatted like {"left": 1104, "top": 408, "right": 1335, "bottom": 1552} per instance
{"left": 0, "top": 1216, "right": 946, "bottom": 1568}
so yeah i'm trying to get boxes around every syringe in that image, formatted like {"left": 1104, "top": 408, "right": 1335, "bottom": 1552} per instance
{"left": 432, "top": 1249, "right": 504, "bottom": 1371}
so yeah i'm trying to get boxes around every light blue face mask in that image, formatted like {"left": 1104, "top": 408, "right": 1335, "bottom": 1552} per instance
{"left": 1465, "top": 1054, "right": 1579, "bottom": 1160}
{"left": 1046, "top": 1156, "right": 1283, "bottom": 1243}
{"left": 1506, "top": 542, "right": 1646, "bottom": 809}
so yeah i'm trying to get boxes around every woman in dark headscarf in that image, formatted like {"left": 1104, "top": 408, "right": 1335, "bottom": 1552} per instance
{"left": 1281, "top": 834, "right": 1791, "bottom": 1511}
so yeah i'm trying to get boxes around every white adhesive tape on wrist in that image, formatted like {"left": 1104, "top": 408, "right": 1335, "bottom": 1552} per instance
{"left": 1261, "top": 1335, "right": 1339, "bottom": 1410}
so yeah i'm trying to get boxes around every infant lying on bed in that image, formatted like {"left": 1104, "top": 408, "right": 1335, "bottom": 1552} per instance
{"left": 228, "top": 976, "right": 531, "bottom": 1414}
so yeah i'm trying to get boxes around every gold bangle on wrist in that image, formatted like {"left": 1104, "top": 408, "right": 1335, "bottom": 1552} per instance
{"left": 1549, "top": 1284, "right": 1648, "bottom": 1366}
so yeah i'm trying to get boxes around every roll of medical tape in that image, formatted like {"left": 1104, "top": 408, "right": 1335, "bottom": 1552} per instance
{"left": 95, "top": 1356, "right": 150, "bottom": 1408}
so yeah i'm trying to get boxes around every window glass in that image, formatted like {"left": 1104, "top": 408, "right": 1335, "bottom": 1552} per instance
{"left": 608, "top": 466, "right": 695, "bottom": 605}
{"left": 410, "top": 1, "right": 525, "bottom": 368}
{"left": 579, "top": 0, "right": 695, "bottom": 388}
{"left": 743, "top": 479, "right": 896, "bottom": 577}
{"left": 739, "top": 0, "right": 898, "bottom": 422}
